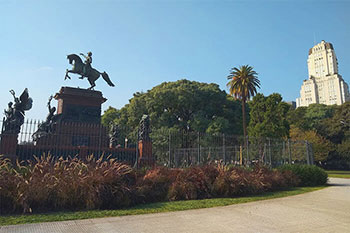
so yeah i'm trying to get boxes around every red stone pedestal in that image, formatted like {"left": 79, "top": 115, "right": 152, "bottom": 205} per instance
{"left": 54, "top": 86, "right": 106, "bottom": 124}
{"left": 0, "top": 134, "right": 18, "bottom": 158}
{"left": 34, "top": 86, "right": 109, "bottom": 148}
{"left": 138, "top": 140, "right": 154, "bottom": 166}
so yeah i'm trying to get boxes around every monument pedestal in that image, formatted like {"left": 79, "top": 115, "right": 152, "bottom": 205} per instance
{"left": 138, "top": 140, "right": 154, "bottom": 166}
{"left": 54, "top": 86, "right": 106, "bottom": 123}
{"left": 0, "top": 133, "right": 18, "bottom": 159}
{"left": 36, "top": 87, "right": 109, "bottom": 148}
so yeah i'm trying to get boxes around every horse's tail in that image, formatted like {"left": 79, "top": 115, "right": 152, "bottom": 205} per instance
{"left": 101, "top": 72, "right": 115, "bottom": 87}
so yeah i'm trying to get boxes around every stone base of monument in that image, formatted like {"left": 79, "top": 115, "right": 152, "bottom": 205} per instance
{"left": 54, "top": 86, "right": 106, "bottom": 123}
{"left": 35, "top": 87, "right": 109, "bottom": 148}
{"left": 138, "top": 140, "right": 154, "bottom": 167}
{"left": 0, "top": 133, "right": 18, "bottom": 160}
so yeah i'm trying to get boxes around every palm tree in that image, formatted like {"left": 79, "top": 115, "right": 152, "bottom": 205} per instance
{"left": 227, "top": 65, "right": 260, "bottom": 144}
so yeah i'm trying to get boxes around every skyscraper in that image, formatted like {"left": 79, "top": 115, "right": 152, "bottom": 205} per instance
{"left": 296, "top": 40, "right": 350, "bottom": 107}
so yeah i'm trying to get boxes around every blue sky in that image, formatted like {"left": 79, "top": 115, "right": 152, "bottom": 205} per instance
{"left": 0, "top": 0, "right": 349, "bottom": 120}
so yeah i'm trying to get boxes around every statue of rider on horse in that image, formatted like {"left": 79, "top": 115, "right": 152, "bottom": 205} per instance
{"left": 65, "top": 52, "right": 115, "bottom": 90}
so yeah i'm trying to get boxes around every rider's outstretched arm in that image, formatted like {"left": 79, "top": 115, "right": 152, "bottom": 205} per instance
{"left": 80, "top": 53, "right": 87, "bottom": 59}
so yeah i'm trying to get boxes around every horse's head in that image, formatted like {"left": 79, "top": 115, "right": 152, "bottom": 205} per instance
{"left": 67, "top": 55, "right": 73, "bottom": 65}
{"left": 67, "top": 54, "right": 83, "bottom": 65}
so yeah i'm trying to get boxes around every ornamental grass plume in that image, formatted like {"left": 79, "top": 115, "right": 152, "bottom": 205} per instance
{"left": 135, "top": 166, "right": 180, "bottom": 204}
{"left": 0, "top": 154, "right": 135, "bottom": 214}
{"left": 0, "top": 155, "right": 303, "bottom": 215}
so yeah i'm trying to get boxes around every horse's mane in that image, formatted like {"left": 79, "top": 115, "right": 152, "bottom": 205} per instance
{"left": 67, "top": 54, "right": 83, "bottom": 64}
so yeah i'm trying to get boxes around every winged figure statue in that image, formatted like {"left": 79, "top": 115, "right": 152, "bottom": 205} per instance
{"left": 3, "top": 88, "right": 33, "bottom": 134}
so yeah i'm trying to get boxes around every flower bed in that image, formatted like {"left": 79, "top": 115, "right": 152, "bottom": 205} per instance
{"left": 0, "top": 155, "right": 325, "bottom": 215}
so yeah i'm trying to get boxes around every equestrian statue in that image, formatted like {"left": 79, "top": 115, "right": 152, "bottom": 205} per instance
{"left": 64, "top": 52, "right": 115, "bottom": 90}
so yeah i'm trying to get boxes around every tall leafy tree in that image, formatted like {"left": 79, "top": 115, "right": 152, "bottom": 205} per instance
{"left": 102, "top": 80, "right": 242, "bottom": 158}
{"left": 248, "top": 93, "right": 290, "bottom": 138}
{"left": 289, "top": 126, "right": 333, "bottom": 162}
{"left": 227, "top": 65, "right": 260, "bottom": 141}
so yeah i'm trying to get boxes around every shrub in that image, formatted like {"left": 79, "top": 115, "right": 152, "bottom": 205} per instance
{"left": 135, "top": 167, "right": 179, "bottom": 204}
{"left": 0, "top": 156, "right": 19, "bottom": 213}
{"left": 0, "top": 155, "right": 135, "bottom": 213}
{"left": 278, "top": 164, "right": 328, "bottom": 186}
{"left": 0, "top": 155, "right": 309, "bottom": 215}
{"left": 168, "top": 166, "right": 213, "bottom": 201}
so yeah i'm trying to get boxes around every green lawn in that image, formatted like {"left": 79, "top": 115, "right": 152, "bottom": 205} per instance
{"left": 0, "top": 186, "right": 326, "bottom": 226}
{"left": 326, "top": 170, "right": 350, "bottom": 178}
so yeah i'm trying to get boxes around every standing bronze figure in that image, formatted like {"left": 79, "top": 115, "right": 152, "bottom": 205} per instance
{"left": 64, "top": 52, "right": 115, "bottom": 90}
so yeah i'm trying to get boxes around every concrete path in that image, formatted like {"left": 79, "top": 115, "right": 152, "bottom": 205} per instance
{"left": 1, "top": 178, "right": 350, "bottom": 233}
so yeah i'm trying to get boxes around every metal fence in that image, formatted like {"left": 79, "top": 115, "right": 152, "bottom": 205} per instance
{"left": 0, "top": 119, "right": 137, "bottom": 164}
{"left": 151, "top": 130, "right": 314, "bottom": 168}
{"left": 1, "top": 119, "right": 314, "bottom": 168}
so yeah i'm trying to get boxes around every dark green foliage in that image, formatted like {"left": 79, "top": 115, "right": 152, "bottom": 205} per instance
{"left": 102, "top": 80, "right": 243, "bottom": 162}
{"left": 278, "top": 164, "right": 328, "bottom": 186}
{"left": 287, "top": 104, "right": 334, "bottom": 132}
{"left": 248, "top": 93, "right": 290, "bottom": 138}
{"left": 288, "top": 102, "right": 350, "bottom": 169}
{"left": 102, "top": 79, "right": 242, "bottom": 138}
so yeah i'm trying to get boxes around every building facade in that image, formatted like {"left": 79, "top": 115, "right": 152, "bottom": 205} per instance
{"left": 296, "top": 40, "right": 350, "bottom": 107}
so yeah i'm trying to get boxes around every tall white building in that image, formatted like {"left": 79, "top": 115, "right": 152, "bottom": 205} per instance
{"left": 296, "top": 40, "right": 350, "bottom": 107}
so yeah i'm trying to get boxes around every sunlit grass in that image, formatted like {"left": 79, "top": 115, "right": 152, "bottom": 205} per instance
{"left": 326, "top": 170, "right": 350, "bottom": 178}
{"left": 0, "top": 186, "right": 326, "bottom": 226}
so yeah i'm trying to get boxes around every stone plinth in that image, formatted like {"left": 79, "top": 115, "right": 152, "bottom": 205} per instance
{"left": 0, "top": 133, "right": 18, "bottom": 156}
{"left": 54, "top": 87, "right": 107, "bottom": 124}
{"left": 34, "top": 87, "right": 109, "bottom": 148}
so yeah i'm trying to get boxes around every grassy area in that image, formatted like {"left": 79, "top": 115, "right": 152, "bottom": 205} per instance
{"left": 326, "top": 170, "right": 350, "bottom": 178}
{"left": 0, "top": 186, "right": 326, "bottom": 226}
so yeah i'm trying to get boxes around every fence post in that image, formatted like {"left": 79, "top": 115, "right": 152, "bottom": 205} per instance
{"left": 306, "top": 141, "right": 314, "bottom": 165}
{"left": 223, "top": 133, "right": 226, "bottom": 164}
{"left": 135, "top": 129, "right": 139, "bottom": 168}
{"left": 239, "top": 145, "right": 243, "bottom": 165}
{"left": 288, "top": 139, "right": 292, "bottom": 164}
{"left": 264, "top": 143, "right": 267, "bottom": 165}
{"left": 197, "top": 132, "right": 200, "bottom": 165}
{"left": 268, "top": 138, "right": 272, "bottom": 167}
{"left": 246, "top": 136, "right": 249, "bottom": 165}
{"left": 306, "top": 140, "right": 310, "bottom": 165}
{"left": 282, "top": 140, "right": 286, "bottom": 164}
{"left": 168, "top": 131, "right": 171, "bottom": 167}
{"left": 310, "top": 143, "right": 314, "bottom": 165}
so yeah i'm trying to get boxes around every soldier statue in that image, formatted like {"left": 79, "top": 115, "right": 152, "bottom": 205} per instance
{"left": 79, "top": 52, "right": 92, "bottom": 78}
{"left": 109, "top": 122, "right": 119, "bottom": 148}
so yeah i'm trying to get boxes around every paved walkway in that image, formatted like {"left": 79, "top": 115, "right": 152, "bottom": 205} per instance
{"left": 1, "top": 178, "right": 350, "bottom": 233}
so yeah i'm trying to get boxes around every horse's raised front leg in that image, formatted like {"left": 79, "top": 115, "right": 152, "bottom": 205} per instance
{"left": 64, "top": 69, "right": 71, "bottom": 80}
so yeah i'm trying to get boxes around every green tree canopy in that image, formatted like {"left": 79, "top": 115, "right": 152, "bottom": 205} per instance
{"left": 290, "top": 126, "right": 333, "bottom": 162}
{"left": 102, "top": 79, "right": 243, "bottom": 141}
{"left": 247, "top": 93, "right": 289, "bottom": 138}
{"left": 287, "top": 104, "right": 334, "bottom": 132}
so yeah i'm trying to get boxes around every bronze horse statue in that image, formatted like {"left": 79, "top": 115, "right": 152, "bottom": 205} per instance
{"left": 64, "top": 54, "right": 115, "bottom": 89}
